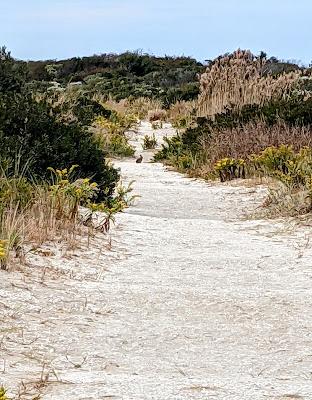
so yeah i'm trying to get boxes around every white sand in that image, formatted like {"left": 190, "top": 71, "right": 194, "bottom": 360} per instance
{"left": 1, "top": 122, "right": 312, "bottom": 400}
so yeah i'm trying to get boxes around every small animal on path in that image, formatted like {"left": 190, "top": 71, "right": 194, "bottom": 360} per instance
{"left": 136, "top": 155, "right": 143, "bottom": 163}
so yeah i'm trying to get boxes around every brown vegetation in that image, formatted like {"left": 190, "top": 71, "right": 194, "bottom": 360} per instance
{"left": 197, "top": 49, "right": 301, "bottom": 117}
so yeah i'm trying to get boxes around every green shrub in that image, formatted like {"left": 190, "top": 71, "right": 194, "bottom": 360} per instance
{"left": 99, "top": 133, "right": 134, "bottom": 157}
{"left": 174, "top": 153, "right": 194, "bottom": 170}
{"left": 154, "top": 125, "right": 202, "bottom": 164}
{"left": 0, "top": 47, "right": 28, "bottom": 93}
{"left": 143, "top": 134, "right": 157, "bottom": 150}
{"left": 154, "top": 136, "right": 184, "bottom": 162}
{"left": 0, "top": 94, "right": 118, "bottom": 199}
{"left": 27, "top": 52, "right": 204, "bottom": 106}
{"left": 48, "top": 165, "right": 100, "bottom": 221}
{"left": 249, "top": 145, "right": 312, "bottom": 188}
{"left": 92, "top": 115, "right": 135, "bottom": 157}
{"left": 0, "top": 48, "right": 119, "bottom": 200}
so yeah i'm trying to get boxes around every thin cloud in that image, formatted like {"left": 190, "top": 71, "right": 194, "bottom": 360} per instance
{"left": 9, "top": 1, "right": 149, "bottom": 24}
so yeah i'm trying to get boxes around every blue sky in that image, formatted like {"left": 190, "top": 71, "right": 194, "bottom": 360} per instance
{"left": 0, "top": 0, "right": 311, "bottom": 63}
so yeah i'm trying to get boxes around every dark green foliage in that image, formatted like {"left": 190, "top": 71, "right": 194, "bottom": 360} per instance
{"left": 0, "top": 47, "right": 28, "bottom": 92}
{"left": 161, "top": 82, "right": 200, "bottom": 108}
{"left": 155, "top": 96, "right": 312, "bottom": 173}
{"left": 117, "top": 52, "right": 155, "bottom": 76}
{"left": 154, "top": 127, "right": 202, "bottom": 162}
{"left": 187, "top": 96, "right": 312, "bottom": 135}
{"left": 70, "top": 96, "right": 115, "bottom": 126}
{"left": 0, "top": 47, "right": 119, "bottom": 199}
{"left": 262, "top": 62, "right": 300, "bottom": 76}
{"left": 27, "top": 52, "right": 204, "bottom": 105}
{"left": 0, "top": 94, "right": 119, "bottom": 197}
{"left": 154, "top": 136, "right": 184, "bottom": 161}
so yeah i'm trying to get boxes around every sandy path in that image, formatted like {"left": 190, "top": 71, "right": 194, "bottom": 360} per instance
{"left": 1, "top": 122, "right": 312, "bottom": 399}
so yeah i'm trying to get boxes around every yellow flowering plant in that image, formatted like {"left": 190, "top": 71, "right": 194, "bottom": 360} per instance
{"left": 0, "top": 240, "right": 7, "bottom": 261}
{"left": 249, "top": 145, "right": 312, "bottom": 188}
{"left": 214, "top": 157, "right": 245, "bottom": 182}
{"left": 0, "top": 386, "right": 9, "bottom": 400}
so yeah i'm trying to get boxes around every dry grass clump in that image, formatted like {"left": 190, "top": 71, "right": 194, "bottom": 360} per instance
{"left": 96, "top": 96, "right": 129, "bottom": 116}
{"left": 168, "top": 100, "right": 197, "bottom": 129}
{"left": 198, "top": 49, "right": 301, "bottom": 117}
{"left": 0, "top": 190, "right": 74, "bottom": 270}
{"left": 201, "top": 121, "right": 312, "bottom": 168}
{"left": 261, "top": 183, "right": 312, "bottom": 217}
{"left": 147, "top": 109, "right": 167, "bottom": 122}
{"left": 102, "top": 96, "right": 164, "bottom": 120}
{"left": 129, "top": 97, "right": 164, "bottom": 120}
{"left": 0, "top": 167, "right": 95, "bottom": 269}
{"left": 0, "top": 165, "right": 131, "bottom": 270}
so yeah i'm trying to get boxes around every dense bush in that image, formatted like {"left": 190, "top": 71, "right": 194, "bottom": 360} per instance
{"left": 154, "top": 120, "right": 204, "bottom": 163}
{"left": 155, "top": 96, "right": 312, "bottom": 178}
{"left": 26, "top": 52, "right": 204, "bottom": 105}
{"left": 0, "top": 47, "right": 119, "bottom": 199}
{"left": 91, "top": 114, "right": 136, "bottom": 158}
{"left": 0, "top": 95, "right": 118, "bottom": 196}
{"left": 0, "top": 47, "right": 28, "bottom": 92}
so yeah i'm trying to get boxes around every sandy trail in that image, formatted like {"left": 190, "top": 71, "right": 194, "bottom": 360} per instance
{"left": 1, "top": 122, "right": 312, "bottom": 399}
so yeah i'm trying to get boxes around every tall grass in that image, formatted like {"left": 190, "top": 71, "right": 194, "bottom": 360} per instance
{"left": 168, "top": 100, "right": 197, "bottom": 129}
{"left": 197, "top": 49, "right": 301, "bottom": 117}
{"left": 98, "top": 96, "right": 164, "bottom": 120}
{"left": 0, "top": 163, "right": 130, "bottom": 270}
{"left": 201, "top": 121, "right": 312, "bottom": 168}
{"left": 0, "top": 167, "right": 79, "bottom": 269}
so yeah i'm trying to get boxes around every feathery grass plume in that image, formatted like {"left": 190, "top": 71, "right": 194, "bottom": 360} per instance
{"left": 197, "top": 49, "right": 301, "bottom": 118}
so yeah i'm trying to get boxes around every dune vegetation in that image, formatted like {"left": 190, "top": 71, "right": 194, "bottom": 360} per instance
{"left": 2, "top": 43, "right": 312, "bottom": 398}
{"left": 1, "top": 45, "right": 312, "bottom": 275}
{"left": 155, "top": 49, "right": 312, "bottom": 216}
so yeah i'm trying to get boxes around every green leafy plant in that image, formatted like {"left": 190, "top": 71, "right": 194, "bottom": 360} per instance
{"left": 85, "top": 180, "right": 139, "bottom": 232}
{"left": 143, "top": 134, "right": 157, "bottom": 150}
{"left": 248, "top": 145, "right": 309, "bottom": 187}
{"left": 48, "top": 166, "right": 99, "bottom": 221}
{"left": 92, "top": 115, "right": 135, "bottom": 157}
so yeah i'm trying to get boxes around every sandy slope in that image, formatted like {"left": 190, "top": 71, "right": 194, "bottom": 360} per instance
{"left": 1, "top": 122, "right": 312, "bottom": 400}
